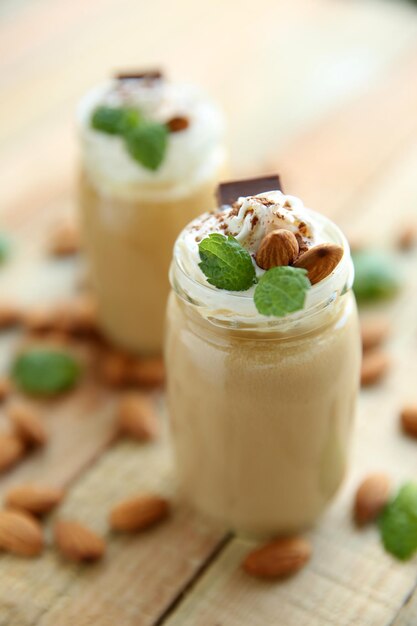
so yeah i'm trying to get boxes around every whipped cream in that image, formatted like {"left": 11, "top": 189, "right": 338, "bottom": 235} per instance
{"left": 172, "top": 190, "right": 352, "bottom": 323}
{"left": 78, "top": 79, "right": 225, "bottom": 200}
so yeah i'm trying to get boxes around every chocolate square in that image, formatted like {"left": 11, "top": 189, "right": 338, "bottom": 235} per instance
{"left": 115, "top": 70, "right": 163, "bottom": 81}
{"left": 216, "top": 175, "right": 283, "bottom": 206}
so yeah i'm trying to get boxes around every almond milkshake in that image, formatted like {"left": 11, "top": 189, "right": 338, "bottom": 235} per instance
{"left": 78, "top": 72, "right": 226, "bottom": 354}
{"left": 166, "top": 177, "right": 361, "bottom": 537}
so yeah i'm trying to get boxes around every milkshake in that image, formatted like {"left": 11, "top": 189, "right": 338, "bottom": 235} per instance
{"left": 78, "top": 71, "right": 226, "bottom": 354}
{"left": 166, "top": 177, "right": 361, "bottom": 537}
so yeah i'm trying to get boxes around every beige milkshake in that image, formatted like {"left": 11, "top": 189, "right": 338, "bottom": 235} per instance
{"left": 166, "top": 179, "right": 361, "bottom": 537}
{"left": 78, "top": 72, "right": 226, "bottom": 354}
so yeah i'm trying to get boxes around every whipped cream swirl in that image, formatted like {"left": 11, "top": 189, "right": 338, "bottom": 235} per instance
{"left": 173, "top": 190, "right": 352, "bottom": 323}
{"left": 78, "top": 79, "right": 225, "bottom": 200}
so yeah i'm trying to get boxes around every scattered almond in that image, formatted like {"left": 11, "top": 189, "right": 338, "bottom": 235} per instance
{"left": 100, "top": 350, "right": 131, "bottom": 387}
{"left": 118, "top": 392, "right": 159, "bottom": 441}
{"left": 0, "top": 509, "right": 43, "bottom": 556}
{"left": 54, "top": 520, "right": 105, "bottom": 562}
{"left": 109, "top": 494, "right": 170, "bottom": 532}
{"left": 0, "top": 302, "right": 21, "bottom": 330}
{"left": 49, "top": 222, "right": 80, "bottom": 257}
{"left": 256, "top": 229, "right": 299, "bottom": 270}
{"left": 397, "top": 224, "right": 416, "bottom": 251}
{"left": 293, "top": 243, "right": 344, "bottom": 285}
{"left": 354, "top": 473, "right": 391, "bottom": 525}
{"left": 166, "top": 116, "right": 190, "bottom": 132}
{"left": 400, "top": 405, "right": 417, "bottom": 438}
{"left": 361, "top": 317, "right": 390, "bottom": 352}
{"left": 5, "top": 483, "right": 64, "bottom": 516}
{"left": 243, "top": 536, "right": 311, "bottom": 579}
{"left": 0, "top": 434, "right": 25, "bottom": 472}
{"left": 59, "top": 297, "right": 98, "bottom": 336}
{"left": 361, "top": 350, "right": 390, "bottom": 387}
{"left": 0, "top": 376, "right": 12, "bottom": 402}
{"left": 9, "top": 402, "right": 48, "bottom": 447}
{"left": 131, "top": 357, "right": 165, "bottom": 388}
{"left": 23, "top": 306, "right": 60, "bottom": 334}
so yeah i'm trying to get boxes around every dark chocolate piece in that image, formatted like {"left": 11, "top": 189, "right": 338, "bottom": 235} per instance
{"left": 115, "top": 70, "right": 163, "bottom": 81}
{"left": 216, "top": 175, "right": 283, "bottom": 206}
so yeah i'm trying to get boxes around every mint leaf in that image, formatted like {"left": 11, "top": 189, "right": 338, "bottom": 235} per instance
{"left": 379, "top": 482, "right": 417, "bottom": 560}
{"left": 353, "top": 250, "right": 402, "bottom": 303}
{"left": 91, "top": 106, "right": 141, "bottom": 135}
{"left": 198, "top": 234, "right": 256, "bottom": 291}
{"left": 125, "top": 122, "right": 168, "bottom": 171}
{"left": 12, "top": 349, "right": 81, "bottom": 396}
{"left": 254, "top": 266, "right": 310, "bottom": 317}
{"left": 0, "top": 234, "right": 10, "bottom": 264}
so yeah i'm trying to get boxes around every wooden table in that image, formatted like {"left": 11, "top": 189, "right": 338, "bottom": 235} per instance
{"left": 2, "top": 0, "right": 417, "bottom": 624}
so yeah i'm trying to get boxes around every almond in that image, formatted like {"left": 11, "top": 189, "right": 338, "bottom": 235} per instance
{"left": 54, "top": 520, "right": 105, "bottom": 562}
{"left": 243, "top": 536, "right": 311, "bottom": 579}
{"left": 0, "top": 302, "right": 21, "bottom": 329}
{"left": 256, "top": 229, "right": 299, "bottom": 270}
{"left": 5, "top": 484, "right": 64, "bottom": 515}
{"left": 361, "top": 350, "right": 390, "bottom": 387}
{"left": 0, "top": 509, "right": 43, "bottom": 556}
{"left": 400, "top": 405, "right": 417, "bottom": 438}
{"left": 23, "top": 306, "right": 60, "bottom": 334}
{"left": 131, "top": 357, "right": 165, "bottom": 388}
{"left": 9, "top": 402, "right": 48, "bottom": 447}
{"left": 0, "top": 376, "right": 12, "bottom": 402}
{"left": 166, "top": 116, "right": 189, "bottom": 132}
{"left": 59, "top": 297, "right": 98, "bottom": 336}
{"left": 293, "top": 243, "right": 343, "bottom": 285}
{"left": 0, "top": 434, "right": 25, "bottom": 472}
{"left": 397, "top": 224, "right": 416, "bottom": 251}
{"left": 109, "top": 494, "right": 170, "bottom": 532}
{"left": 49, "top": 221, "right": 80, "bottom": 257}
{"left": 100, "top": 351, "right": 131, "bottom": 388}
{"left": 354, "top": 473, "right": 391, "bottom": 525}
{"left": 361, "top": 317, "right": 390, "bottom": 351}
{"left": 118, "top": 392, "right": 159, "bottom": 441}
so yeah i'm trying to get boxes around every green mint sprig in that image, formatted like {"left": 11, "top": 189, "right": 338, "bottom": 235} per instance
{"left": 198, "top": 234, "right": 256, "bottom": 291}
{"left": 91, "top": 106, "right": 141, "bottom": 136}
{"left": 90, "top": 105, "right": 168, "bottom": 171}
{"left": 126, "top": 122, "right": 168, "bottom": 171}
{"left": 353, "top": 250, "right": 402, "bottom": 303}
{"left": 379, "top": 482, "right": 417, "bottom": 561}
{"left": 12, "top": 348, "right": 81, "bottom": 396}
{"left": 254, "top": 266, "right": 310, "bottom": 317}
{"left": 198, "top": 234, "right": 311, "bottom": 316}
{"left": 0, "top": 234, "right": 11, "bottom": 264}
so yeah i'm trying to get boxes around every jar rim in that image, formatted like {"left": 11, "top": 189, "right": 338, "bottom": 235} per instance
{"left": 170, "top": 207, "right": 354, "bottom": 330}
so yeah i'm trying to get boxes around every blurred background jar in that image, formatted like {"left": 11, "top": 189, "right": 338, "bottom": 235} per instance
{"left": 78, "top": 72, "right": 227, "bottom": 355}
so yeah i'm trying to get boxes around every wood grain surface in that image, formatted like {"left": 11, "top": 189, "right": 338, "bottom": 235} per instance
{"left": 1, "top": 0, "right": 417, "bottom": 624}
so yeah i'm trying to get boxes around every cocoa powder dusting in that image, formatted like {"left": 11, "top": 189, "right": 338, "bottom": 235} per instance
{"left": 295, "top": 233, "right": 309, "bottom": 256}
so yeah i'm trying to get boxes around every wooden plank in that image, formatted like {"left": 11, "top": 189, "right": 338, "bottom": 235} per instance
{"left": 274, "top": 43, "right": 417, "bottom": 218}
{"left": 0, "top": 1, "right": 416, "bottom": 624}
{"left": 0, "top": 437, "right": 226, "bottom": 626}
{"left": 162, "top": 140, "right": 417, "bottom": 626}
{"left": 2, "top": 0, "right": 417, "bottom": 211}
{"left": 392, "top": 590, "right": 417, "bottom": 626}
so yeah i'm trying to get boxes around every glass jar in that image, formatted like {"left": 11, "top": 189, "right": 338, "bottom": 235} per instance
{"left": 165, "top": 212, "right": 361, "bottom": 537}
{"left": 78, "top": 79, "right": 226, "bottom": 355}
{"left": 79, "top": 170, "right": 225, "bottom": 355}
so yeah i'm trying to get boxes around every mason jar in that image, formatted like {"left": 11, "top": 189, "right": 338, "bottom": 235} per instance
{"left": 78, "top": 76, "right": 226, "bottom": 355}
{"left": 165, "top": 210, "right": 361, "bottom": 537}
